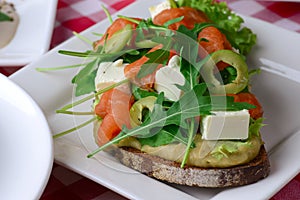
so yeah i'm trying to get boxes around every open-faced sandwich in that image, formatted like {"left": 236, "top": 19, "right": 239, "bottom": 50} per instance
{"left": 51, "top": 0, "right": 270, "bottom": 188}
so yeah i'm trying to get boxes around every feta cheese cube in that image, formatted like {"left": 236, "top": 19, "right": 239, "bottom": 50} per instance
{"left": 95, "top": 59, "right": 127, "bottom": 91}
{"left": 201, "top": 109, "right": 250, "bottom": 140}
{"left": 155, "top": 55, "right": 185, "bottom": 101}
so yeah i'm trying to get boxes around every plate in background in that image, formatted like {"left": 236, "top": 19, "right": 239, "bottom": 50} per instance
{"left": 0, "top": 0, "right": 58, "bottom": 66}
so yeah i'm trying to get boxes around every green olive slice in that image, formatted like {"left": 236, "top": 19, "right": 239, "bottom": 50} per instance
{"left": 202, "top": 50, "right": 248, "bottom": 94}
{"left": 103, "top": 24, "right": 132, "bottom": 53}
{"left": 130, "top": 96, "right": 157, "bottom": 128}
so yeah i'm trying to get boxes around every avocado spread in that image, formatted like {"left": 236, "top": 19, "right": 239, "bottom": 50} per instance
{"left": 117, "top": 134, "right": 262, "bottom": 168}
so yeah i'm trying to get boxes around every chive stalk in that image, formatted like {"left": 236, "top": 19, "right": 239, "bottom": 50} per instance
{"left": 56, "top": 110, "right": 94, "bottom": 115}
{"left": 73, "top": 31, "right": 93, "bottom": 46}
{"left": 101, "top": 5, "right": 113, "bottom": 24}
{"left": 36, "top": 63, "right": 84, "bottom": 72}
{"left": 53, "top": 116, "right": 98, "bottom": 139}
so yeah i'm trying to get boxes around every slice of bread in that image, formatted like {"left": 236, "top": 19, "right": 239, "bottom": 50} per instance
{"left": 112, "top": 145, "right": 270, "bottom": 187}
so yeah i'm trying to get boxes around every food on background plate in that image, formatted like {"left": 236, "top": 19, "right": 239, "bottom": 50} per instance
{"left": 0, "top": 0, "right": 19, "bottom": 48}
{"left": 46, "top": 0, "right": 270, "bottom": 188}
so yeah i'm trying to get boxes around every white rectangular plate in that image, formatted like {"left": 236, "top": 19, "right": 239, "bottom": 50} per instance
{"left": 9, "top": 0, "right": 300, "bottom": 199}
{"left": 0, "top": 0, "right": 58, "bottom": 66}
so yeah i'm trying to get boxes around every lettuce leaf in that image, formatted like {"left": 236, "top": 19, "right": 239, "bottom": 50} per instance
{"left": 249, "top": 117, "right": 266, "bottom": 137}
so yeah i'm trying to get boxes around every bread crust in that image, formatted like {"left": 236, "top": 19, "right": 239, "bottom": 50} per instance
{"left": 112, "top": 145, "right": 270, "bottom": 187}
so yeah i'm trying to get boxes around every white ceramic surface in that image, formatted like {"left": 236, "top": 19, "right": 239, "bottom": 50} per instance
{"left": 0, "top": 0, "right": 58, "bottom": 66}
{"left": 0, "top": 73, "right": 53, "bottom": 200}
{"left": 9, "top": 0, "right": 300, "bottom": 199}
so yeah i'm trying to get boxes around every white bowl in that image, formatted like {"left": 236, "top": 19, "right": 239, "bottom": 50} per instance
{"left": 0, "top": 73, "right": 53, "bottom": 200}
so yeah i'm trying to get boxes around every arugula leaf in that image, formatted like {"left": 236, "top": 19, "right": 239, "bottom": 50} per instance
{"left": 138, "top": 49, "right": 170, "bottom": 78}
{"left": 164, "top": 84, "right": 208, "bottom": 129}
{"left": 137, "top": 40, "right": 172, "bottom": 79}
{"left": 172, "top": 24, "right": 213, "bottom": 92}
{"left": 0, "top": 12, "right": 12, "bottom": 22}
{"left": 218, "top": 66, "right": 237, "bottom": 84}
{"left": 135, "top": 20, "right": 150, "bottom": 42}
{"left": 59, "top": 48, "right": 139, "bottom": 59}
{"left": 163, "top": 16, "right": 184, "bottom": 28}
{"left": 172, "top": 31, "right": 198, "bottom": 90}
{"left": 134, "top": 18, "right": 172, "bottom": 42}
{"left": 72, "top": 59, "right": 99, "bottom": 96}
{"left": 131, "top": 86, "right": 174, "bottom": 111}
{"left": 138, "top": 125, "right": 187, "bottom": 147}
{"left": 120, "top": 48, "right": 149, "bottom": 63}
{"left": 132, "top": 85, "right": 159, "bottom": 100}
{"left": 62, "top": 48, "right": 141, "bottom": 96}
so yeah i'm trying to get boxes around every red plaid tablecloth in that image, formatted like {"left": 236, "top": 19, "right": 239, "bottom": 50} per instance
{"left": 1, "top": 0, "right": 300, "bottom": 199}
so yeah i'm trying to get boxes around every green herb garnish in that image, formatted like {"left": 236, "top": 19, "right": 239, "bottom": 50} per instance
{"left": 0, "top": 12, "right": 12, "bottom": 22}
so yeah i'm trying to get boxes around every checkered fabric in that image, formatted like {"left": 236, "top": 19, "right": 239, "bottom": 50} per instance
{"left": 1, "top": 0, "right": 300, "bottom": 199}
{"left": 224, "top": 0, "right": 300, "bottom": 33}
